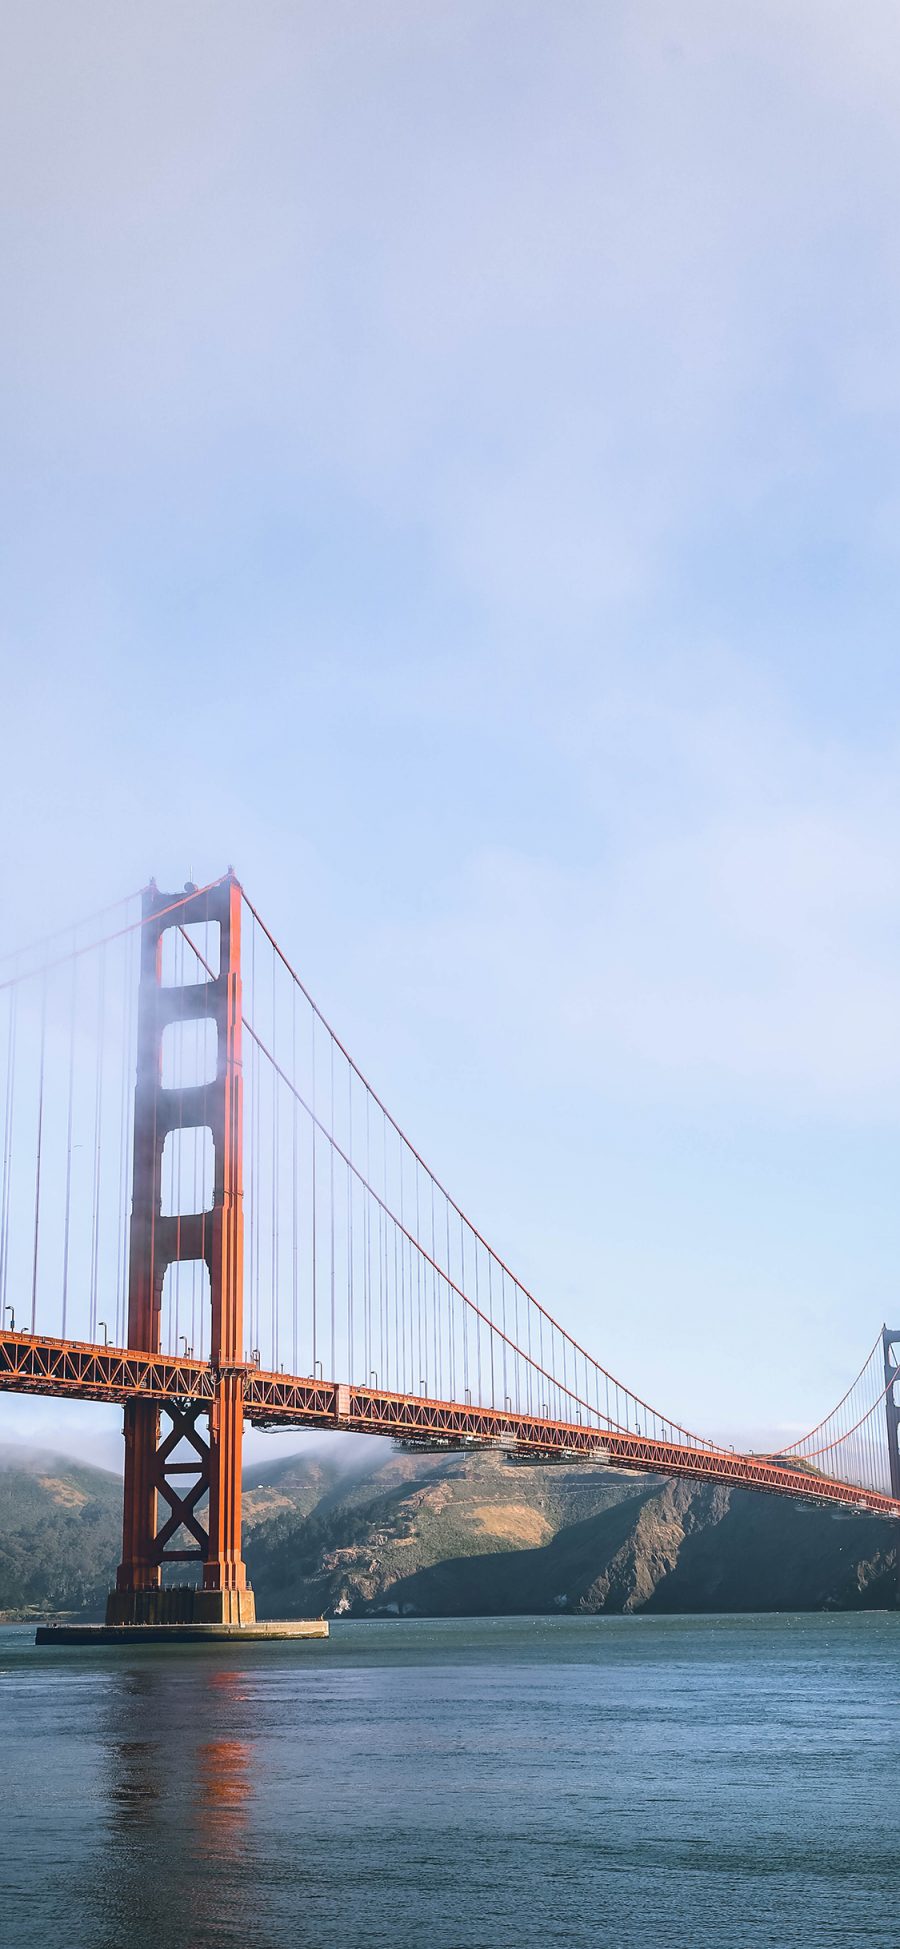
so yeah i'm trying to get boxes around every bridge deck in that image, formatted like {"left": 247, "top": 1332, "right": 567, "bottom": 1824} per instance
{"left": 2, "top": 1330, "right": 897, "bottom": 1521}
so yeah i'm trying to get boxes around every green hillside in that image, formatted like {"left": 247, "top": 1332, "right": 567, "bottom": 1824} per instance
{"left": 0, "top": 1449, "right": 121, "bottom": 1617}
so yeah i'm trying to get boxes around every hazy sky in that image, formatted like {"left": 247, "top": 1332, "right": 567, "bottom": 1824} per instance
{"left": 4, "top": 3, "right": 900, "bottom": 1466}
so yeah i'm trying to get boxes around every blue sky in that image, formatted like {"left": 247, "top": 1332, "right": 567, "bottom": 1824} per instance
{"left": 3, "top": 2, "right": 900, "bottom": 1464}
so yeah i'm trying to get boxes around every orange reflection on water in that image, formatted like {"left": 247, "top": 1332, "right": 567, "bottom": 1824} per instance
{"left": 194, "top": 1736, "right": 252, "bottom": 1851}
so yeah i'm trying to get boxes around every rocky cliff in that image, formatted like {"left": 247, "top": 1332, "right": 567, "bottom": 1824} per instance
{"left": 242, "top": 1440, "right": 899, "bottom": 1617}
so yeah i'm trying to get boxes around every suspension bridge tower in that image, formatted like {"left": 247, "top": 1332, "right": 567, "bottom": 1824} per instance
{"left": 883, "top": 1327, "right": 900, "bottom": 1503}
{"left": 107, "top": 875, "right": 254, "bottom": 1627}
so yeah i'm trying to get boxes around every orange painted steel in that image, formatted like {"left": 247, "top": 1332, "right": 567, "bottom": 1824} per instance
{"left": 113, "top": 876, "right": 251, "bottom": 1610}
{"left": 884, "top": 1327, "right": 900, "bottom": 1500}
{"left": 0, "top": 1328, "right": 215, "bottom": 1403}
{"left": 3, "top": 1330, "right": 898, "bottom": 1521}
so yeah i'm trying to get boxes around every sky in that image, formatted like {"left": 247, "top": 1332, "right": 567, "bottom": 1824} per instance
{"left": 3, "top": 2, "right": 900, "bottom": 1468}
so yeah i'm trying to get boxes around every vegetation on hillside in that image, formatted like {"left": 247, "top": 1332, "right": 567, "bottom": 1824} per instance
{"left": 0, "top": 1452, "right": 120, "bottom": 1616}
{"left": 0, "top": 1439, "right": 895, "bottom": 1620}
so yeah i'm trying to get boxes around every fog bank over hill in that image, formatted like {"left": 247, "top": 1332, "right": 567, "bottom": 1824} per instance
{"left": 1, "top": 1443, "right": 895, "bottom": 1622}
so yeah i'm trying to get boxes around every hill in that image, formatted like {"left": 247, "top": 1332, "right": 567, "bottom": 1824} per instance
{"left": 0, "top": 1440, "right": 896, "bottom": 1619}
{"left": 242, "top": 1440, "right": 899, "bottom": 1617}
{"left": 0, "top": 1448, "right": 121, "bottom": 1618}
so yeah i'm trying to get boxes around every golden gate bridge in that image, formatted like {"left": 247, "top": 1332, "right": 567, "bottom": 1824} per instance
{"left": 0, "top": 872, "right": 898, "bottom": 1631}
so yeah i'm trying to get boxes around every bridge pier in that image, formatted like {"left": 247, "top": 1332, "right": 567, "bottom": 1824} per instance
{"left": 107, "top": 876, "right": 255, "bottom": 1630}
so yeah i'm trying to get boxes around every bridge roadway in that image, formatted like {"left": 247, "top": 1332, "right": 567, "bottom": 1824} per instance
{"left": 2, "top": 1328, "right": 898, "bottom": 1521}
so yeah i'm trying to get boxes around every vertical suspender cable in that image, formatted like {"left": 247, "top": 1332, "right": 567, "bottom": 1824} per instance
{"left": 381, "top": 1121, "right": 387, "bottom": 1384}
{"left": 272, "top": 951, "right": 279, "bottom": 1369}
{"left": 430, "top": 1178, "right": 439, "bottom": 1399}
{"left": 61, "top": 946, "right": 77, "bottom": 1340}
{"left": 445, "top": 1195, "right": 454, "bottom": 1401}
{"left": 190, "top": 973, "right": 199, "bottom": 1358}
{"left": 292, "top": 980, "right": 299, "bottom": 1379}
{"left": 253, "top": 935, "right": 262, "bottom": 1358}
{"left": 311, "top": 1010, "right": 317, "bottom": 1377}
{"left": 115, "top": 930, "right": 134, "bottom": 1347}
{"left": 415, "top": 1166, "right": 423, "bottom": 1395}
{"left": 460, "top": 1214, "right": 468, "bottom": 1400}
{"left": 347, "top": 1062, "right": 354, "bottom": 1392}
{"left": 399, "top": 1138, "right": 406, "bottom": 1390}
{"left": 364, "top": 1093, "right": 371, "bottom": 1383}
{"left": 329, "top": 1037, "right": 335, "bottom": 1380}
{"left": 0, "top": 973, "right": 18, "bottom": 1321}
{"left": 30, "top": 967, "right": 48, "bottom": 1333}
{"left": 474, "top": 1238, "right": 484, "bottom": 1405}
{"left": 174, "top": 929, "right": 183, "bottom": 1354}
{"left": 392, "top": 1154, "right": 400, "bottom": 1391}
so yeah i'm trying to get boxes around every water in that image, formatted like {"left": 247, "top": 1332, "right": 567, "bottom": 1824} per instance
{"left": 1, "top": 1612, "right": 898, "bottom": 1948}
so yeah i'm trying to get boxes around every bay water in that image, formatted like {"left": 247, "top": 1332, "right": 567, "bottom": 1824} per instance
{"left": 2, "top": 1612, "right": 898, "bottom": 1948}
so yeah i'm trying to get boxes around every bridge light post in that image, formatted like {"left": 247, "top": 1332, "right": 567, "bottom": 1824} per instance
{"left": 370, "top": 1370, "right": 378, "bottom": 1390}
{"left": 98, "top": 1320, "right": 109, "bottom": 1348}
{"left": 3, "top": 1305, "right": 15, "bottom": 1333}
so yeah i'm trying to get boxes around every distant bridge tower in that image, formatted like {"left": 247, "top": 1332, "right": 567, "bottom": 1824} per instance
{"left": 107, "top": 875, "right": 254, "bottom": 1627}
{"left": 883, "top": 1327, "right": 900, "bottom": 1503}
